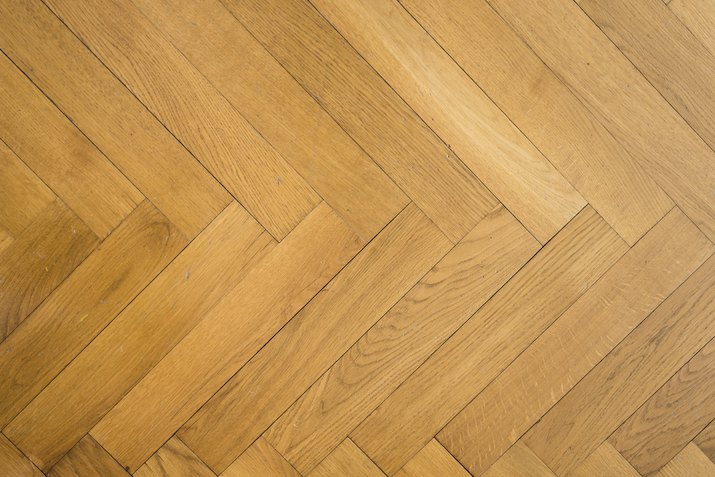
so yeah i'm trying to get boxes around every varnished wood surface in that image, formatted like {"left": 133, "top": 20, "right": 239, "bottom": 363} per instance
{"left": 1, "top": 0, "right": 713, "bottom": 475}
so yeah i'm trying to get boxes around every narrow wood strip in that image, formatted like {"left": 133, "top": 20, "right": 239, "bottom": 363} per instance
{"left": 223, "top": 0, "right": 499, "bottom": 242}
{"left": 0, "top": 199, "right": 97, "bottom": 340}
{"left": 655, "top": 443, "right": 715, "bottom": 477}
{"left": 0, "top": 0, "right": 231, "bottom": 238}
{"left": 130, "top": 0, "right": 408, "bottom": 242}
{"left": 221, "top": 438, "right": 300, "bottom": 477}
{"left": 570, "top": 443, "right": 640, "bottom": 477}
{"left": 395, "top": 440, "right": 469, "bottom": 477}
{"left": 44, "top": 0, "right": 320, "bottom": 240}
{"left": 482, "top": 442, "right": 555, "bottom": 477}
{"left": 525, "top": 254, "right": 715, "bottom": 474}
{"left": 266, "top": 206, "right": 539, "bottom": 474}
{"left": 133, "top": 438, "right": 215, "bottom": 477}
{"left": 48, "top": 436, "right": 128, "bottom": 477}
{"left": 0, "top": 201, "right": 187, "bottom": 426}
{"left": 0, "top": 434, "right": 43, "bottom": 477}
{"left": 0, "top": 52, "right": 141, "bottom": 238}
{"left": 351, "top": 206, "right": 628, "bottom": 474}
{"left": 438, "top": 207, "right": 714, "bottom": 475}
{"left": 308, "top": 440, "right": 385, "bottom": 477}
{"left": 3, "top": 202, "right": 275, "bottom": 471}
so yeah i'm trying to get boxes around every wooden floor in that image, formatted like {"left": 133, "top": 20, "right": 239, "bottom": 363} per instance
{"left": 1, "top": 0, "right": 715, "bottom": 475}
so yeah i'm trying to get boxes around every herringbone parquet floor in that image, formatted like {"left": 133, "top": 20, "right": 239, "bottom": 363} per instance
{"left": 1, "top": 0, "right": 715, "bottom": 475}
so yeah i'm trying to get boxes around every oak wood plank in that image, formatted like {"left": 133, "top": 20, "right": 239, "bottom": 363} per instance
{"left": 0, "top": 140, "right": 54, "bottom": 236}
{"left": 402, "top": 0, "right": 673, "bottom": 245}
{"left": 610, "top": 338, "right": 715, "bottom": 475}
{"left": 0, "top": 53, "right": 141, "bottom": 238}
{"left": 0, "top": 200, "right": 97, "bottom": 340}
{"left": 570, "top": 443, "right": 640, "bottom": 477}
{"left": 0, "top": 0, "right": 231, "bottom": 238}
{"left": 482, "top": 442, "right": 555, "bottom": 477}
{"left": 130, "top": 0, "right": 408, "bottom": 242}
{"left": 695, "top": 420, "right": 715, "bottom": 461}
{"left": 0, "top": 200, "right": 187, "bottom": 426}
{"left": 3, "top": 202, "right": 275, "bottom": 471}
{"left": 44, "top": 0, "right": 319, "bottom": 240}
{"left": 579, "top": 0, "right": 715, "bottom": 151}
{"left": 524, "top": 254, "right": 715, "bottom": 474}
{"left": 133, "top": 438, "right": 215, "bottom": 477}
{"left": 655, "top": 443, "right": 715, "bottom": 477}
{"left": 669, "top": 0, "right": 715, "bottom": 55}
{"left": 265, "top": 205, "right": 539, "bottom": 473}
{"left": 90, "top": 203, "right": 364, "bottom": 472}
{"left": 0, "top": 434, "right": 43, "bottom": 477}
{"left": 0, "top": 226, "right": 12, "bottom": 254}
{"left": 395, "top": 440, "right": 469, "bottom": 477}
{"left": 222, "top": 0, "right": 499, "bottom": 242}
{"left": 48, "top": 436, "right": 128, "bottom": 477}
{"left": 308, "top": 440, "right": 385, "bottom": 477}
{"left": 438, "top": 207, "right": 714, "bottom": 475}
{"left": 351, "top": 206, "right": 628, "bottom": 474}
{"left": 487, "top": 0, "right": 715, "bottom": 243}
{"left": 221, "top": 438, "right": 300, "bottom": 477}
{"left": 110, "top": 203, "right": 445, "bottom": 472}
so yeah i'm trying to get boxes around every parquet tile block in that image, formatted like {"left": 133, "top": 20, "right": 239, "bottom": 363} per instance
{"left": 395, "top": 440, "right": 469, "bottom": 477}
{"left": 308, "top": 439, "right": 385, "bottom": 477}
{"left": 0, "top": 434, "right": 43, "bottom": 477}
{"left": 695, "top": 420, "right": 715, "bottom": 462}
{"left": 48, "top": 436, "right": 129, "bottom": 477}
{"left": 222, "top": 438, "right": 300, "bottom": 477}
{"left": 133, "top": 438, "right": 215, "bottom": 477}
{"left": 481, "top": 442, "right": 555, "bottom": 477}
{"left": 570, "top": 443, "right": 641, "bottom": 477}
{"left": 655, "top": 443, "right": 715, "bottom": 477}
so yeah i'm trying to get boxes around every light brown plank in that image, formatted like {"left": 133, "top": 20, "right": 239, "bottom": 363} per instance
{"left": 0, "top": 200, "right": 187, "bottom": 426}
{"left": 695, "top": 420, "right": 715, "bottom": 461}
{"left": 570, "top": 443, "right": 640, "bottom": 477}
{"left": 669, "top": 0, "right": 715, "bottom": 55}
{"left": 580, "top": 0, "right": 715, "bottom": 151}
{"left": 438, "top": 207, "right": 714, "bottom": 474}
{"left": 402, "top": 0, "right": 673, "bottom": 245}
{"left": 0, "top": 226, "right": 12, "bottom": 254}
{"left": 487, "top": 0, "right": 715, "bottom": 243}
{"left": 525, "top": 254, "right": 715, "bottom": 474}
{"left": 126, "top": 203, "right": 447, "bottom": 473}
{"left": 0, "top": 0, "right": 230, "bottom": 238}
{"left": 221, "top": 438, "right": 300, "bottom": 477}
{"left": 130, "top": 0, "right": 407, "bottom": 242}
{"left": 0, "top": 140, "right": 54, "bottom": 236}
{"left": 90, "top": 203, "right": 364, "bottom": 472}
{"left": 0, "top": 434, "right": 43, "bottom": 477}
{"left": 352, "top": 206, "right": 628, "bottom": 474}
{"left": 395, "top": 440, "right": 469, "bottom": 477}
{"left": 482, "top": 442, "right": 555, "bottom": 477}
{"left": 134, "top": 438, "right": 215, "bottom": 477}
{"left": 266, "top": 205, "right": 539, "bottom": 473}
{"left": 223, "top": 0, "right": 499, "bottom": 243}
{"left": 308, "top": 440, "right": 385, "bottom": 477}
{"left": 0, "top": 199, "right": 97, "bottom": 340}
{"left": 48, "top": 435, "right": 128, "bottom": 477}
{"left": 44, "top": 0, "right": 319, "bottom": 240}
{"left": 3, "top": 202, "right": 275, "bottom": 471}
{"left": 656, "top": 443, "right": 715, "bottom": 477}
{"left": 610, "top": 338, "right": 715, "bottom": 475}
{"left": 312, "top": 0, "right": 583, "bottom": 243}
{"left": 0, "top": 52, "right": 141, "bottom": 238}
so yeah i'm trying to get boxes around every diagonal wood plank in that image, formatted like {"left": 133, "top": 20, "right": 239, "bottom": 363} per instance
{"left": 44, "top": 0, "right": 320, "bottom": 240}
{"left": 482, "top": 442, "right": 555, "bottom": 477}
{"left": 308, "top": 439, "right": 385, "bottom": 477}
{"left": 0, "top": 200, "right": 187, "bottom": 426}
{"left": 265, "top": 205, "right": 539, "bottom": 474}
{"left": 133, "top": 438, "right": 215, "bottom": 477}
{"left": 610, "top": 338, "right": 715, "bottom": 475}
{"left": 0, "top": 199, "right": 97, "bottom": 340}
{"left": 222, "top": 0, "right": 499, "bottom": 243}
{"left": 437, "top": 207, "right": 714, "bottom": 475}
{"left": 2, "top": 202, "right": 276, "bottom": 470}
{"left": 695, "top": 420, "right": 715, "bottom": 462}
{"left": 669, "top": 0, "right": 715, "bottom": 55}
{"left": 221, "top": 438, "right": 300, "bottom": 477}
{"left": 351, "top": 206, "right": 628, "bottom": 474}
{"left": 0, "top": 0, "right": 231, "bottom": 239}
{"left": 570, "top": 442, "right": 641, "bottom": 477}
{"left": 0, "top": 434, "right": 43, "bottom": 477}
{"left": 524, "top": 254, "right": 715, "bottom": 474}
{"left": 395, "top": 440, "right": 470, "bottom": 477}
{"left": 99, "top": 203, "right": 447, "bottom": 472}
{"left": 0, "top": 52, "right": 141, "bottom": 239}
{"left": 129, "top": 0, "right": 408, "bottom": 242}
{"left": 48, "top": 435, "right": 129, "bottom": 477}
{"left": 401, "top": 0, "right": 673, "bottom": 246}
{"left": 655, "top": 443, "right": 715, "bottom": 477}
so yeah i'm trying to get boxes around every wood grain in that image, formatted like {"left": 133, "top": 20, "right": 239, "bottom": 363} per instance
{"left": 179, "top": 204, "right": 450, "bottom": 473}
{"left": 48, "top": 436, "right": 129, "bottom": 477}
{"left": 669, "top": 0, "right": 715, "bottom": 55}
{"left": 655, "top": 443, "right": 715, "bottom": 477}
{"left": 525, "top": 254, "right": 715, "bottom": 474}
{"left": 44, "top": 0, "right": 320, "bottom": 240}
{"left": 402, "top": 0, "right": 673, "bottom": 245}
{"left": 695, "top": 420, "right": 715, "bottom": 462}
{"left": 0, "top": 434, "right": 43, "bottom": 477}
{"left": 223, "top": 0, "right": 498, "bottom": 242}
{"left": 222, "top": 438, "right": 300, "bottom": 477}
{"left": 482, "top": 442, "right": 555, "bottom": 477}
{"left": 0, "top": 52, "right": 141, "bottom": 238}
{"left": 0, "top": 200, "right": 186, "bottom": 426}
{"left": 308, "top": 440, "right": 385, "bottom": 477}
{"left": 130, "top": 0, "right": 408, "bottom": 242}
{"left": 0, "top": 199, "right": 97, "bottom": 340}
{"left": 265, "top": 205, "right": 539, "bottom": 473}
{"left": 570, "top": 443, "right": 641, "bottom": 477}
{"left": 351, "top": 206, "right": 628, "bottom": 474}
{"left": 3, "top": 202, "right": 274, "bottom": 470}
{"left": 395, "top": 440, "right": 469, "bottom": 477}
{"left": 438, "top": 207, "right": 714, "bottom": 475}
{"left": 0, "top": 0, "right": 231, "bottom": 238}
{"left": 133, "top": 438, "right": 215, "bottom": 477}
